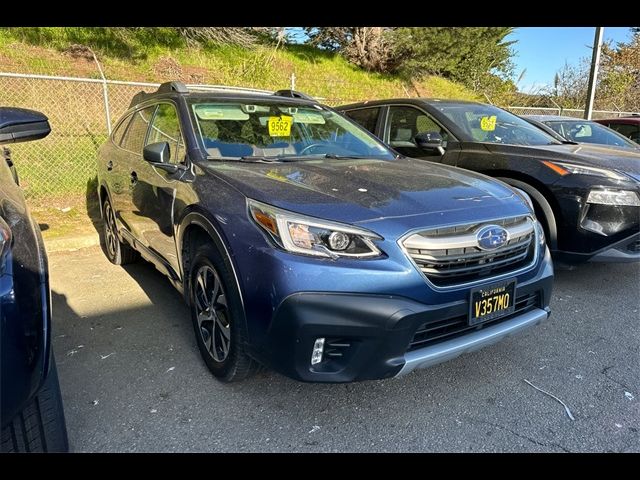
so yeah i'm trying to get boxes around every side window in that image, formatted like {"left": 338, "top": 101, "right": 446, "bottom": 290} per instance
{"left": 345, "top": 107, "right": 381, "bottom": 134}
{"left": 610, "top": 123, "right": 638, "bottom": 140}
{"left": 111, "top": 113, "right": 132, "bottom": 146}
{"left": 146, "top": 103, "right": 185, "bottom": 164}
{"left": 386, "top": 106, "right": 448, "bottom": 148}
{"left": 121, "top": 106, "right": 156, "bottom": 154}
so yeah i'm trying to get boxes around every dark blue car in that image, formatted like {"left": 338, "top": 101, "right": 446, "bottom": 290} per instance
{"left": 1, "top": 107, "right": 68, "bottom": 452}
{"left": 96, "top": 82, "right": 553, "bottom": 383}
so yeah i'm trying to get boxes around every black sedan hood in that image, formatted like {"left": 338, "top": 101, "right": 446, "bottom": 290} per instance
{"left": 201, "top": 157, "right": 527, "bottom": 225}
{"left": 484, "top": 143, "right": 640, "bottom": 177}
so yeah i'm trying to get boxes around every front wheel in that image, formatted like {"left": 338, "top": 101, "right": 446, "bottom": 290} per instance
{"left": 1, "top": 356, "right": 69, "bottom": 452}
{"left": 189, "top": 243, "right": 258, "bottom": 382}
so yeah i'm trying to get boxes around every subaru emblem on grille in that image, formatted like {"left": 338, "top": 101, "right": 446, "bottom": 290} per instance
{"left": 476, "top": 225, "right": 508, "bottom": 250}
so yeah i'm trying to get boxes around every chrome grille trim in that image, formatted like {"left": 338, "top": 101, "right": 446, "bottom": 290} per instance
{"left": 403, "top": 217, "right": 534, "bottom": 251}
{"left": 400, "top": 215, "right": 538, "bottom": 289}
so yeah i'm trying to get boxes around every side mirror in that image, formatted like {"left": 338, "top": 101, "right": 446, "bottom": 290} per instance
{"left": 143, "top": 142, "right": 171, "bottom": 164}
{"left": 414, "top": 131, "right": 445, "bottom": 156}
{"left": 0, "top": 107, "right": 51, "bottom": 145}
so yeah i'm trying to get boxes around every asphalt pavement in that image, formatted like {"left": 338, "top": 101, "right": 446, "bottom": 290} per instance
{"left": 49, "top": 245, "right": 640, "bottom": 452}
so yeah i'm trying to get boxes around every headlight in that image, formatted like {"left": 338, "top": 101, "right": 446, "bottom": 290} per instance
{"left": 535, "top": 219, "right": 545, "bottom": 246}
{"left": 542, "top": 161, "right": 629, "bottom": 181}
{"left": 248, "top": 199, "right": 383, "bottom": 259}
{"left": 0, "top": 217, "right": 12, "bottom": 270}
{"left": 512, "top": 187, "right": 534, "bottom": 212}
{"left": 586, "top": 188, "right": 640, "bottom": 206}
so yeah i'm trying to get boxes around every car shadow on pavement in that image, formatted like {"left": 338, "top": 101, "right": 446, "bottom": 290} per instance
{"left": 85, "top": 175, "right": 103, "bottom": 240}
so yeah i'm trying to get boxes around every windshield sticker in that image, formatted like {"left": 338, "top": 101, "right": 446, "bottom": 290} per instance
{"left": 193, "top": 104, "right": 249, "bottom": 121}
{"left": 480, "top": 115, "right": 497, "bottom": 131}
{"left": 268, "top": 115, "right": 292, "bottom": 137}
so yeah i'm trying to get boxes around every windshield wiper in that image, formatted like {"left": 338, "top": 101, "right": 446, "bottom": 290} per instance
{"left": 323, "top": 154, "right": 370, "bottom": 159}
{"left": 239, "top": 155, "right": 290, "bottom": 163}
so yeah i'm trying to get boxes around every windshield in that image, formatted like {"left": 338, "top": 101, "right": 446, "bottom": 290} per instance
{"left": 544, "top": 120, "right": 638, "bottom": 149}
{"left": 188, "top": 100, "right": 395, "bottom": 161}
{"left": 435, "top": 104, "right": 561, "bottom": 146}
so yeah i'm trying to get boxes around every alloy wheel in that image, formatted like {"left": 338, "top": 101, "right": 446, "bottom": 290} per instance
{"left": 194, "top": 265, "right": 231, "bottom": 362}
{"left": 103, "top": 202, "right": 118, "bottom": 259}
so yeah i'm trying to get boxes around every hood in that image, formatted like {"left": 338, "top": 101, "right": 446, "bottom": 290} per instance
{"left": 484, "top": 142, "right": 640, "bottom": 177}
{"left": 201, "top": 157, "right": 529, "bottom": 225}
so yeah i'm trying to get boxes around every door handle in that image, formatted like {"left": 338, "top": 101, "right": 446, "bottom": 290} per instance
{"left": 107, "top": 160, "right": 113, "bottom": 171}
{"left": 130, "top": 171, "right": 138, "bottom": 185}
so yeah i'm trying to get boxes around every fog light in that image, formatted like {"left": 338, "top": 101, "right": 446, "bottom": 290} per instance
{"left": 311, "top": 338, "right": 325, "bottom": 365}
{"left": 587, "top": 189, "right": 640, "bottom": 207}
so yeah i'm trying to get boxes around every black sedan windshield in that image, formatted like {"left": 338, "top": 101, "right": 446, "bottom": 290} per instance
{"left": 188, "top": 100, "right": 395, "bottom": 160}
{"left": 435, "top": 104, "right": 561, "bottom": 146}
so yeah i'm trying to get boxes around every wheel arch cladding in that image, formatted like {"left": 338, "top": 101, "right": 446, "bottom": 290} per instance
{"left": 493, "top": 172, "right": 561, "bottom": 250}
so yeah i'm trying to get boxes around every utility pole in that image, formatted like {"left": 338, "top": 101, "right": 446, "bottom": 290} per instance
{"left": 584, "top": 27, "right": 604, "bottom": 120}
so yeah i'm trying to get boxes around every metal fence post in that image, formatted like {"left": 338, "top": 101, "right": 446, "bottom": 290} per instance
{"left": 92, "top": 52, "right": 112, "bottom": 134}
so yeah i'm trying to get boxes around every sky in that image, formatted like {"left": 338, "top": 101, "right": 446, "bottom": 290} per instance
{"left": 507, "top": 27, "right": 634, "bottom": 92}
{"left": 286, "top": 27, "right": 636, "bottom": 93}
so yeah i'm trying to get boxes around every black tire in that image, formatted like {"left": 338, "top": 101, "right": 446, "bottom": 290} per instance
{"left": 189, "top": 242, "right": 258, "bottom": 382}
{"left": 1, "top": 356, "right": 69, "bottom": 453}
{"left": 101, "top": 197, "right": 138, "bottom": 265}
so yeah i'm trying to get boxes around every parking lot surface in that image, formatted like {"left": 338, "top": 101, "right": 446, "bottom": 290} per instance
{"left": 50, "top": 246, "right": 639, "bottom": 452}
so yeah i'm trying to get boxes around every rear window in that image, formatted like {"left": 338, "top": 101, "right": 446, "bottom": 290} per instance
{"left": 111, "top": 114, "right": 132, "bottom": 146}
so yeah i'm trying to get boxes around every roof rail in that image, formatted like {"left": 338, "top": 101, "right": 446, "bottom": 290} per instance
{"left": 128, "top": 82, "right": 317, "bottom": 109}
{"left": 187, "top": 84, "right": 274, "bottom": 95}
{"left": 274, "top": 89, "right": 315, "bottom": 101}
{"left": 128, "top": 81, "right": 190, "bottom": 108}
{"left": 157, "top": 81, "right": 189, "bottom": 94}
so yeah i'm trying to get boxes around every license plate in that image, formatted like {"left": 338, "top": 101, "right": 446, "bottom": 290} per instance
{"left": 469, "top": 279, "right": 516, "bottom": 326}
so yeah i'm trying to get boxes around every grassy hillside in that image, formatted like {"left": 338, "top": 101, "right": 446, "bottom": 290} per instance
{"left": 0, "top": 28, "right": 479, "bottom": 104}
{"left": 0, "top": 28, "right": 479, "bottom": 235}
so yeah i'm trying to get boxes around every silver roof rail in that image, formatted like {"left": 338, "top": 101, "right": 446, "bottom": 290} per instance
{"left": 185, "top": 84, "right": 275, "bottom": 96}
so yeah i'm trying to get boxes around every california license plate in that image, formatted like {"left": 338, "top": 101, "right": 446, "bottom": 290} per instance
{"left": 469, "top": 280, "right": 516, "bottom": 326}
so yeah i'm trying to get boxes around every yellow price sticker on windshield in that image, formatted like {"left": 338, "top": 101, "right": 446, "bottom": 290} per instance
{"left": 268, "top": 115, "right": 292, "bottom": 137}
{"left": 480, "top": 115, "right": 497, "bottom": 131}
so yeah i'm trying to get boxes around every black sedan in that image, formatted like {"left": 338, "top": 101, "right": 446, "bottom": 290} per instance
{"left": 337, "top": 99, "right": 640, "bottom": 263}
{"left": 0, "top": 107, "right": 68, "bottom": 452}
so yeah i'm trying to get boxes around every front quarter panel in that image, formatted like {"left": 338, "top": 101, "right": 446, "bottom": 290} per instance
{"left": 0, "top": 162, "right": 50, "bottom": 427}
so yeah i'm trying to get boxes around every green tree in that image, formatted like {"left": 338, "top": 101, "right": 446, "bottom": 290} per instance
{"left": 389, "top": 27, "right": 516, "bottom": 95}
{"left": 303, "top": 27, "right": 393, "bottom": 71}
{"left": 599, "top": 29, "right": 640, "bottom": 111}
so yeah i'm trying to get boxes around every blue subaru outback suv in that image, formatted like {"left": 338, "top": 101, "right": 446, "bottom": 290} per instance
{"left": 96, "top": 82, "right": 553, "bottom": 383}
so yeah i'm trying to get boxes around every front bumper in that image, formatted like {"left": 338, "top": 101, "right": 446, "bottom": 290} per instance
{"left": 588, "top": 231, "right": 640, "bottom": 262}
{"left": 398, "top": 308, "right": 548, "bottom": 376}
{"left": 552, "top": 184, "right": 640, "bottom": 261}
{"left": 264, "top": 249, "right": 553, "bottom": 382}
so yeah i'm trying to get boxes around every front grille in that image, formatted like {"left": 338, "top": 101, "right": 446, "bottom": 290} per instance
{"left": 403, "top": 216, "right": 536, "bottom": 287}
{"left": 627, "top": 240, "right": 640, "bottom": 253}
{"left": 407, "top": 291, "right": 540, "bottom": 352}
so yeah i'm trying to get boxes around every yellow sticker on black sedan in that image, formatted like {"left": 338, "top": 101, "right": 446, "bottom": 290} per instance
{"left": 480, "top": 115, "right": 497, "bottom": 131}
{"left": 268, "top": 115, "right": 292, "bottom": 137}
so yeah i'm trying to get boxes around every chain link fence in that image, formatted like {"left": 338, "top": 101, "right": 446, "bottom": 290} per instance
{"left": 0, "top": 72, "right": 354, "bottom": 206}
{"left": 1, "top": 71, "right": 638, "bottom": 206}
{"left": 505, "top": 105, "right": 638, "bottom": 119}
